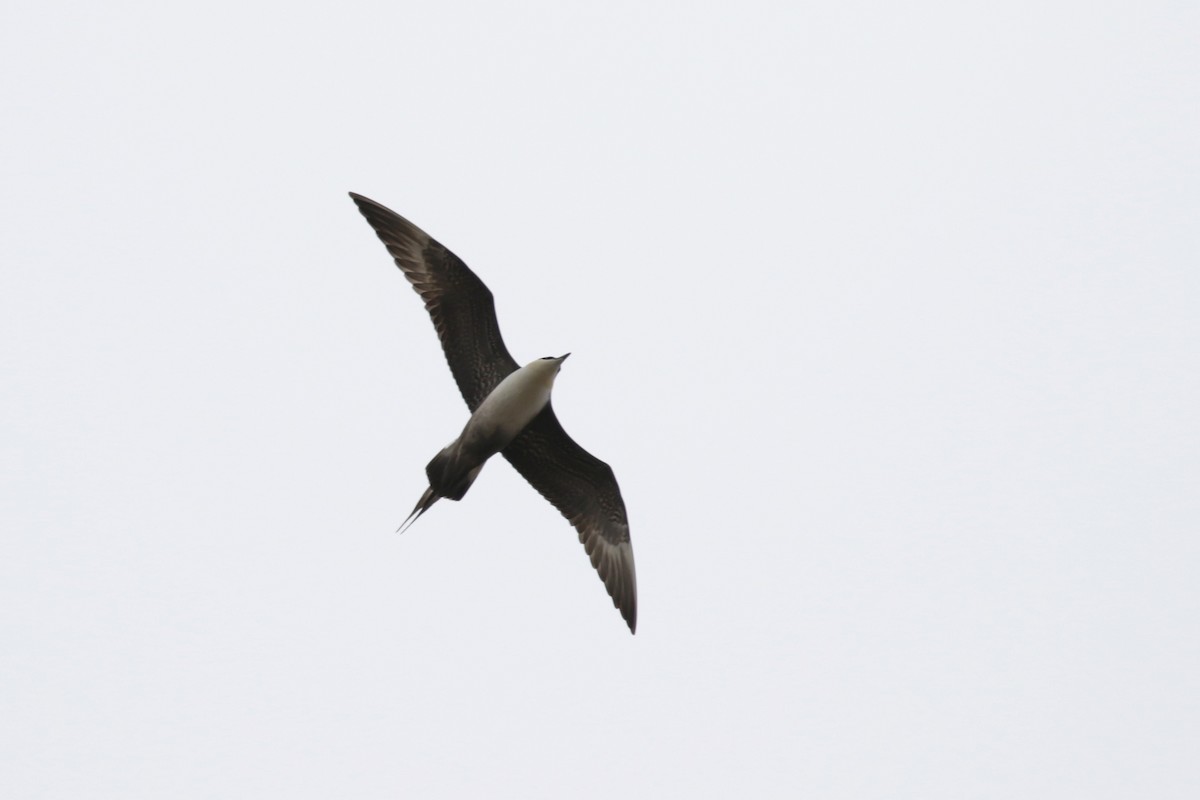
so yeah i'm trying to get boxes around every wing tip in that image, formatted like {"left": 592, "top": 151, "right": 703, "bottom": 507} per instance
{"left": 619, "top": 582, "right": 637, "bottom": 634}
{"left": 610, "top": 541, "right": 638, "bottom": 635}
{"left": 348, "top": 191, "right": 388, "bottom": 217}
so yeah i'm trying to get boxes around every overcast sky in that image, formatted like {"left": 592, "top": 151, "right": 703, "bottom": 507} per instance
{"left": 2, "top": 1, "right": 1197, "bottom": 797}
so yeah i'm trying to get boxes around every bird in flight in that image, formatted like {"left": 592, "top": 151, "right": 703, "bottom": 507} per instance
{"left": 350, "top": 193, "right": 637, "bottom": 633}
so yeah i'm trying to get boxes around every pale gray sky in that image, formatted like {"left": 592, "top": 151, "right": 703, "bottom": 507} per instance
{"left": 2, "top": 1, "right": 1197, "bottom": 797}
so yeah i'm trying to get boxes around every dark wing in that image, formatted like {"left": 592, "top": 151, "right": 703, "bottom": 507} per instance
{"left": 502, "top": 404, "right": 638, "bottom": 633}
{"left": 350, "top": 193, "right": 518, "bottom": 411}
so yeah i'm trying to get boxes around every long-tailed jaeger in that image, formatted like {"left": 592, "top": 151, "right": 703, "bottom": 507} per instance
{"left": 350, "top": 192, "right": 637, "bottom": 633}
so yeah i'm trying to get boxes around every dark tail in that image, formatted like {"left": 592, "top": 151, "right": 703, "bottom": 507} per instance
{"left": 425, "top": 445, "right": 484, "bottom": 501}
{"left": 397, "top": 486, "right": 439, "bottom": 534}
{"left": 396, "top": 444, "right": 484, "bottom": 534}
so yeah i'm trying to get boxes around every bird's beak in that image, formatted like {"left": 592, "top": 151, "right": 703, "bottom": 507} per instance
{"left": 558, "top": 353, "right": 571, "bottom": 361}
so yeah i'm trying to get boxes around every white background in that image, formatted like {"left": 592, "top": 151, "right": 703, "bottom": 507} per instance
{"left": 2, "top": 1, "right": 1197, "bottom": 797}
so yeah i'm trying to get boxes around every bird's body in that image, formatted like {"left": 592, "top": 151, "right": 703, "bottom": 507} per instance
{"left": 350, "top": 193, "right": 638, "bottom": 633}
{"left": 459, "top": 356, "right": 567, "bottom": 457}
{"left": 401, "top": 356, "right": 569, "bottom": 529}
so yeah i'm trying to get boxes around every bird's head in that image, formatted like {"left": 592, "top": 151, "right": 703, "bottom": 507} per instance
{"left": 538, "top": 353, "right": 570, "bottom": 368}
{"left": 527, "top": 353, "right": 570, "bottom": 382}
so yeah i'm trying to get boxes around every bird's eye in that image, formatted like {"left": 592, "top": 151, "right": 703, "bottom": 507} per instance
{"left": 541, "top": 356, "right": 554, "bottom": 360}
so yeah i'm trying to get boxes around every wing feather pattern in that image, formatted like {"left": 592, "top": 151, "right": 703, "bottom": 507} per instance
{"left": 349, "top": 193, "right": 518, "bottom": 410}
{"left": 503, "top": 405, "right": 638, "bottom": 633}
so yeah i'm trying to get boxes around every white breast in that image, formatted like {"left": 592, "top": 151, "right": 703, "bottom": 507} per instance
{"left": 464, "top": 360, "right": 560, "bottom": 444}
